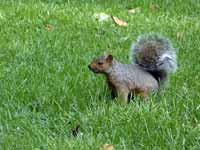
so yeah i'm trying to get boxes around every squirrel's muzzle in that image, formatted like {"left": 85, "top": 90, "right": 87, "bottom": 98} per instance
{"left": 88, "top": 65, "right": 94, "bottom": 72}
{"left": 88, "top": 64, "right": 98, "bottom": 73}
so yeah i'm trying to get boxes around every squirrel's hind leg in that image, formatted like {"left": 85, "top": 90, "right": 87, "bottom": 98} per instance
{"left": 128, "top": 92, "right": 134, "bottom": 103}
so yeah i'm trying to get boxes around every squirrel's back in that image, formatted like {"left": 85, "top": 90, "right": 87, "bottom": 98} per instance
{"left": 131, "top": 33, "right": 177, "bottom": 83}
{"left": 108, "top": 61, "right": 159, "bottom": 91}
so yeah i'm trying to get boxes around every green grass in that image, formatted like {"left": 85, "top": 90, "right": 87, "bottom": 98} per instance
{"left": 0, "top": 0, "right": 200, "bottom": 149}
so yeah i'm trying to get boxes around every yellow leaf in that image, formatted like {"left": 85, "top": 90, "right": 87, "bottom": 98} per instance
{"left": 112, "top": 16, "right": 128, "bottom": 26}
{"left": 101, "top": 144, "right": 114, "bottom": 150}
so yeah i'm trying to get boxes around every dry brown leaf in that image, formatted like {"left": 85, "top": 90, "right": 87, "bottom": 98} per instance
{"left": 128, "top": 7, "right": 141, "bottom": 14}
{"left": 150, "top": 4, "right": 160, "bottom": 11}
{"left": 45, "top": 24, "right": 54, "bottom": 31}
{"left": 176, "top": 32, "right": 184, "bottom": 40}
{"left": 101, "top": 144, "right": 114, "bottom": 150}
{"left": 112, "top": 16, "right": 128, "bottom": 26}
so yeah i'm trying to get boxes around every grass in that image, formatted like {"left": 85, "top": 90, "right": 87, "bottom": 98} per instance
{"left": 0, "top": 0, "right": 200, "bottom": 149}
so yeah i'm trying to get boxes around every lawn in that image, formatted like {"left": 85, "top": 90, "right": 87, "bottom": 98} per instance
{"left": 0, "top": 0, "right": 200, "bottom": 149}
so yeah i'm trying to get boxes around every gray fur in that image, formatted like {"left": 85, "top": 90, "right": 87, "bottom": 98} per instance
{"left": 131, "top": 33, "right": 177, "bottom": 81}
{"left": 106, "top": 60, "right": 158, "bottom": 91}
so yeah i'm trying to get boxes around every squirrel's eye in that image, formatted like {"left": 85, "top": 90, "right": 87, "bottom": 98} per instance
{"left": 98, "top": 62, "right": 103, "bottom": 65}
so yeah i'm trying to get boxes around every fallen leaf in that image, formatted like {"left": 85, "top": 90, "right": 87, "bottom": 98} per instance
{"left": 101, "top": 144, "right": 114, "bottom": 150}
{"left": 176, "top": 32, "right": 184, "bottom": 40}
{"left": 150, "top": 4, "right": 160, "bottom": 11}
{"left": 45, "top": 24, "right": 54, "bottom": 31}
{"left": 93, "top": 12, "right": 110, "bottom": 22}
{"left": 112, "top": 16, "right": 128, "bottom": 26}
{"left": 128, "top": 7, "right": 141, "bottom": 14}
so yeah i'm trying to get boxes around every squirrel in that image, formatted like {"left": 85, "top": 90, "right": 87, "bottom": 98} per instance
{"left": 88, "top": 33, "right": 177, "bottom": 103}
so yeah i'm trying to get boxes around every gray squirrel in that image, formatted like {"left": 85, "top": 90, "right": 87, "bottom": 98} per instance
{"left": 88, "top": 33, "right": 177, "bottom": 103}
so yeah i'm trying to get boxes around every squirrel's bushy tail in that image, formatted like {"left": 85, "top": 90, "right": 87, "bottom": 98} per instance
{"left": 131, "top": 33, "right": 177, "bottom": 83}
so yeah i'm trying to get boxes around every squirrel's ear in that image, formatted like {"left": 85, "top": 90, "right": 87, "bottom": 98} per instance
{"left": 106, "top": 54, "right": 113, "bottom": 63}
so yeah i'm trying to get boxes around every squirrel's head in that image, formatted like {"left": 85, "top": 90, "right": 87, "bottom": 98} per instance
{"left": 88, "top": 54, "right": 113, "bottom": 74}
